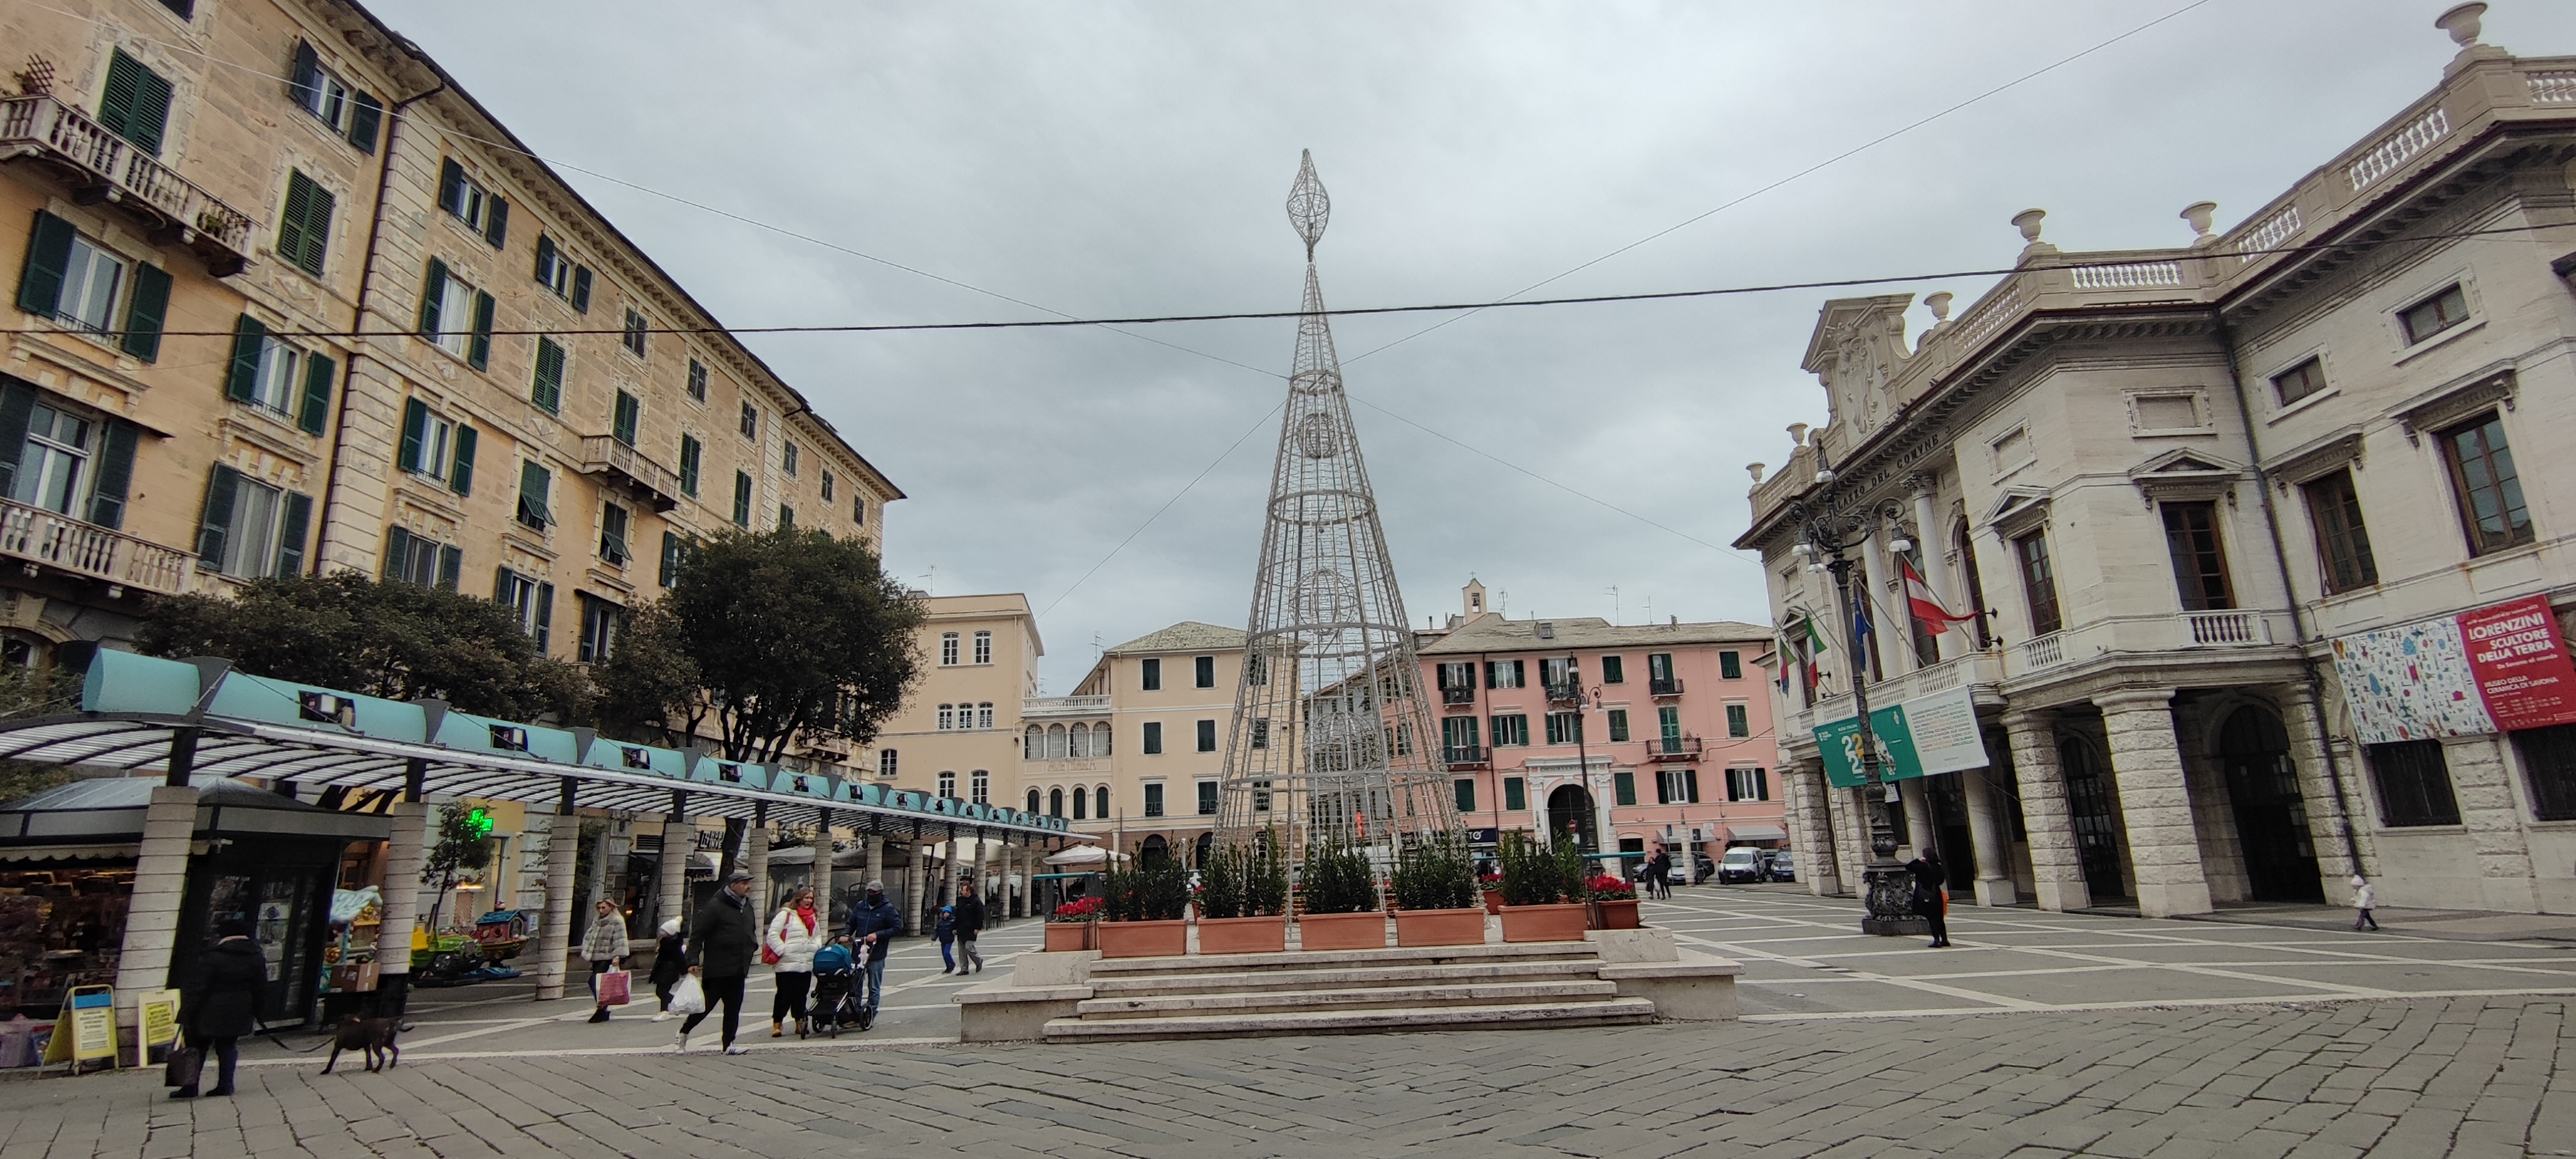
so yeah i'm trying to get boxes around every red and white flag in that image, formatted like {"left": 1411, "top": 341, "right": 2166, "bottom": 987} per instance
{"left": 1899, "top": 555, "right": 1979, "bottom": 636}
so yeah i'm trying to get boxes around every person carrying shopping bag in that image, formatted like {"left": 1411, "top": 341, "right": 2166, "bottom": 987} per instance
{"left": 648, "top": 916, "right": 687, "bottom": 1020}
{"left": 581, "top": 899, "right": 630, "bottom": 1023}
{"left": 679, "top": 870, "right": 761, "bottom": 1055}
{"left": 764, "top": 883, "right": 824, "bottom": 1038}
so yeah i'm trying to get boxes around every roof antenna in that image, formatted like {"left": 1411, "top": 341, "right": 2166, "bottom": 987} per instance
{"left": 1606, "top": 586, "right": 1619, "bottom": 624}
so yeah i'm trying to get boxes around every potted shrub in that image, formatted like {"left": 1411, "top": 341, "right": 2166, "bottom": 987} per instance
{"left": 1096, "top": 848, "right": 1191, "bottom": 958}
{"left": 1391, "top": 834, "right": 1486, "bottom": 947}
{"left": 1044, "top": 895, "right": 1101, "bottom": 952}
{"left": 1479, "top": 870, "right": 1504, "bottom": 916}
{"left": 1496, "top": 831, "right": 1591, "bottom": 943}
{"left": 1587, "top": 872, "right": 1640, "bottom": 930}
{"left": 1295, "top": 839, "right": 1386, "bottom": 951}
{"left": 1195, "top": 838, "right": 1289, "bottom": 954}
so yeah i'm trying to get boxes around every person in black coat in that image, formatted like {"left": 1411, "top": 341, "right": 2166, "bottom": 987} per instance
{"left": 952, "top": 879, "right": 986, "bottom": 975}
{"left": 679, "top": 870, "right": 760, "bottom": 1054}
{"left": 1903, "top": 848, "right": 1950, "bottom": 948}
{"left": 176, "top": 919, "right": 263, "bottom": 1098}
{"left": 648, "top": 917, "right": 687, "bottom": 1020}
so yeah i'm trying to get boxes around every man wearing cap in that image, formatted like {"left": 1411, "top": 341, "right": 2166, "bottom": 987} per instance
{"left": 680, "top": 869, "right": 761, "bottom": 1054}
{"left": 845, "top": 879, "right": 903, "bottom": 1020}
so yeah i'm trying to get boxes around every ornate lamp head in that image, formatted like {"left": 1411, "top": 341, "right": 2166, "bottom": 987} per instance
{"left": 1287, "top": 149, "right": 1331, "bottom": 260}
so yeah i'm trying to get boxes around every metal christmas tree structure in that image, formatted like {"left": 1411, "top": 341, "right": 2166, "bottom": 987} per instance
{"left": 1213, "top": 150, "right": 1458, "bottom": 861}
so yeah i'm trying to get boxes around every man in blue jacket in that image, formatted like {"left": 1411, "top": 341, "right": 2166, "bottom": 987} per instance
{"left": 845, "top": 879, "right": 902, "bottom": 1018}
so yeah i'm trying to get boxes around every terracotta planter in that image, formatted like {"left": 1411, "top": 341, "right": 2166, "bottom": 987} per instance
{"left": 1297, "top": 910, "right": 1388, "bottom": 951}
{"left": 1394, "top": 907, "right": 1487, "bottom": 947}
{"left": 1481, "top": 888, "right": 1503, "bottom": 915}
{"left": 1197, "top": 914, "right": 1288, "bottom": 955}
{"left": 1042, "top": 922, "right": 1097, "bottom": 952}
{"left": 1499, "top": 902, "right": 1591, "bottom": 943}
{"left": 1096, "top": 919, "right": 1188, "bottom": 959}
{"left": 1591, "top": 898, "right": 1641, "bottom": 930}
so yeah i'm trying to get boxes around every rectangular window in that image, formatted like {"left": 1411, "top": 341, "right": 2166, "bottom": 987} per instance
{"left": 1658, "top": 705, "right": 1682, "bottom": 743}
{"left": 739, "top": 402, "right": 759, "bottom": 440}
{"left": 417, "top": 260, "right": 494, "bottom": 369}
{"left": 598, "top": 501, "right": 630, "bottom": 565}
{"left": 1647, "top": 653, "right": 1674, "bottom": 684}
{"left": 939, "top": 632, "right": 959, "bottom": 666}
{"left": 1541, "top": 658, "right": 1577, "bottom": 692}
{"left": 1197, "top": 780, "right": 1219, "bottom": 815}
{"left": 1490, "top": 713, "right": 1530, "bottom": 747}
{"left": 774, "top": 504, "right": 789, "bottom": 529}
{"left": 1250, "top": 719, "right": 1269, "bottom": 749}
{"left": 1718, "top": 651, "right": 1742, "bottom": 680}
{"left": 529, "top": 337, "right": 566, "bottom": 414}
{"left": 2398, "top": 284, "right": 2469, "bottom": 344}
{"left": 376, "top": 525, "right": 457, "bottom": 590}
{"left": 1612, "top": 771, "right": 1637, "bottom": 807}
{"left": 1544, "top": 711, "right": 1582, "bottom": 745}
{"left": 686, "top": 358, "right": 708, "bottom": 402}
{"left": 1600, "top": 655, "right": 1623, "bottom": 684}
{"left": 973, "top": 630, "right": 993, "bottom": 665}
{"left": 853, "top": 495, "right": 866, "bottom": 525}
{"left": 275, "top": 171, "right": 333, "bottom": 277}
{"left": 432, "top": 159, "right": 507, "bottom": 247}
{"left": 532, "top": 236, "right": 589, "bottom": 306}
{"left": 1727, "top": 767, "right": 1770, "bottom": 802}
{"left": 878, "top": 750, "right": 897, "bottom": 779}
{"left": 1726, "top": 703, "right": 1751, "bottom": 737}
{"left": 1437, "top": 660, "right": 1476, "bottom": 692}
{"left": 9, "top": 402, "right": 90, "bottom": 517}
{"left": 1141, "top": 658, "right": 1162, "bottom": 691}
{"left": 577, "top": 593, "right": 622, "bottom": 664}
{"left": 677, "top": 435, "right": 702, "bottom": 497}
{"left": 515, "top": 460, "right": 552, "bottom": 531}
{"left": 1441, "top": 714, "right": 1479, "bottom": 755}
{"left": 1196, "top": 719, "right": 1217, "bottom": 753}
{"left": 731, "top": 471, "right": 752, "bottom": 527}
{"left": 2440, "top": 413, "right": 2533, "bottom": 556}
{"left": 2161, "top": 501, "right": 2235, "bottom": 611}
{"left": 2272, "top": 357, "right": 2327, "bottom": 406}
{"left": 48, "top": 229, "right": 127, "bottom": 336}
{"left": 494, "top": 568, "right": 554, "bottom": 651}
{"left": 658, "top": 531, "right": 689, "bottom": 588}
{"left": 936, "top": 705, "right": 954, "bottom": 731}
{"left": 1141, "top": 783, "right": 1164, "bottom": 818}
{"left": 782, "top": 443, "right": 799, "bottom": 476}
{"left": 612, "top": 391, "right": 641, "bottom": 446}
{"left": 2015, "top": 531, "right": 2063, "bottom": 636}
{"left": 2516, "top": 724, "right": 2576, "bottom": 822}
{"left": 2302, "top": 470, "right": 2378, "bottom": 594}
{"left": 97, "top": 50, "right": 173, "bottom": 156}
{"left": 1193, "top": 655, "right": 1216, "bottom": 688}
{"left": 193, "top": 467, "right": 311, "bottom": 580}
{"left": 2369, "top": 739, "right": 2460, "bottom": 827}
{"left": 1142, "top": 721, "right": 1163, "bottom": 755}
{"left": 1503, "top": 777, "right": 1526, "bottom": 812}
{"left": 621, "top": 308, "right": 648, "bottom": 358}
{"left": 1486, "top": 659, "right": 1525, "bottom": 689}
{"left": 393, "top": 399, "right": 476, "bottom": 495}
{"left": 1453, "top": 778, "right": 1476, "bottom": 812}
{"left": 821, "top": 470, "right": 835, "bottom": 503}
{"left": 1605, "top": 709, "right": 1629, "bottom": 743}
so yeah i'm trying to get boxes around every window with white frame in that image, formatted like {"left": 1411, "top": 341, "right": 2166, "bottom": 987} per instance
{"left": 973, "top": 630, "right": 993, "bottom": 665}
{"left": 938, "top": 703, "right": 955, "bottom": 730}
{"left": 427, "top": 266, "right": 481, "bottom": 358}
{"left": 494, "top": 567, "right": 552, "bottom": 651}
{"left": 397, "top": 399, "right": 474, "bottom": 494}
{"left": 940, "top": 632, "right": 959, "bottom": 666}
{"left": 970, "top": 770, "right": 989, "bottom": 805}
{"left": 378, "top": 525, "right": 455, "bottom": 590}
{"left": 11, "top": 403, "right": 92, "bottom": 517}
{"left": 435, "top": 160, "right": 507, "bottom": 246}
{"left": 1725, "top": 766, "right": 1770, "bottom": 802}
{"left": 877, "top": 750, "right": 897, "bottom": 779}
{"left": 54, "top": 232, "right": 127, "bottom": 335}
{"left": 976, "top": 703, "right": 994, "bottom": 729}
{"left": 937, "top": 770, "right": 956, "bottom": 798}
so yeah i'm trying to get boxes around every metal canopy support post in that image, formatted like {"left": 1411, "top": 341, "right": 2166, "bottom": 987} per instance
{"left": 659, "top": 790, "right": 691, "bottom": 932}
{"left": 533, "top": 776, "right": 579, "bottom": 1001}
{"left": 373, "top": 757, "right": 430, "bottom": 1017}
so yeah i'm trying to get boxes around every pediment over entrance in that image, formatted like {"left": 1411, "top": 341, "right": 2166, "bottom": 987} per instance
{"left": 1801, "top": 295, "right": 1915, "bottom": 440}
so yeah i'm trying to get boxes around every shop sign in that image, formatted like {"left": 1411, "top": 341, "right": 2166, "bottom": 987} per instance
{"left": 1814, "top": 685, "right": 1991, "bottom": 789}
{"left": 134, "top": 988, "right": 181, "bottom": 1067}
{"left": 40, "top": 985, "right": 116, "bottom": 1066}
{"left": 2330, "top": 594, "right": 2576, "bottom": 744}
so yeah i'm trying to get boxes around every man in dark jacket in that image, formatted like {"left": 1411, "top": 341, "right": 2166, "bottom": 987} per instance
{"left": 952, "top": 877, "right": 986, "bottom": 974}
{"left": 845, "top": 880, "right": 902, "bottom": 1017}
{"left": 176, "top": 920, "right": 263, "bottom": 1098}
{"left": 680, "top": 870, "right": 760, "bottom": 1054}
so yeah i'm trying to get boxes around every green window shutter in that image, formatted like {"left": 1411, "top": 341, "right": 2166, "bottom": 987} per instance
{"left": 518, "top": 461, "right": 552, "bottom": 527}
{"left": 733, "top": 471, "right": 751, "bottom": 527}
{"left": 381, "top": 526, "right": 411, "bottom": 580}
{"left": 17, "top": 210, "right": 74, "bottom": 316}
{"left": 613, "top": 391, "right": 639, "bottom": 445}
{"left": 396, "top": 397, "right": 427, "bottom": 472}
{"left": 281, "top": 173, "right": 331, "bottom": 277}
{"left": 346, "top": 90, "right": 382, "bottom": 153}
{"left": 570, "top": 266, "right": 591, "bottom": 313}
{"left": 437, "top": 158, "right": 465, "bottom": 216}
{"left": 493, "top": 565, "right": 515, "bottom": 601}
{"left": 1503, "top": 778, "right": 1526, "bottom": 812}
{"left": 1453, "top": 779, "right": 1474, "bottom": 812}
{"left": 659, "top": 530, "right": 680, "bottom": 588}
{"left": 297, "top": 352, "right": 334, "bottom": 436}
{"left": 100, "top": 51, "right": 172, "bottom": 156}
{"left": 533, "top": 235, "right": 555, "bottom": 284}
{"left": 483, "top": 197, "right": 508, "bottom": 248}
{"left": 224, "top": 314, "right": 265, "bottom": 402}
{"left": 1720, "top": 651, "right": 1741, "bottom": 680}
{"left": 1659, "top": 705, "right": 1681, "bottom": 740}
{"left": 1683, "top": 769, "right": 1700, "bottom": 804}
{"left": 1606, "top": 710, "right": 1628, "bottom": 743}
{"left": 0, "top": 381, "right": 35, "bottom": 498}
{"left": 417, "top": 259, "right": 447, "bottom": 336}
{"left": 1726, "top": 704, "right": 1749, "bottom": 737}
{"left": 1601, "top": 655, "right": 1623, "bottom": 684}
{"left": 274, "top": 492, "right": 312, "bottom": 578}
{"left": 448, "top": 424, "right": 476, "bottom": 496}
{"left": 534, "top": 582, "right": 554, "bottom": 651}
{"left": 196, "top": 465, "right": 240, "bottom": 565}
{"left": 1614, "top": 771, "right": 1637, "bottom": 807}
{"left": 532, "top": 337, "right": 564, "bottom": 412}
{"left": 85, "top": 420, "right": 137, "bottom": 529}
{"left": 436, "top": 544, "right": 462, "bottom": 591}
{"left": 467, "top": 291, "right": 495, "bottom": 370}
{"left": 120, "top": 261, "right": 172, "bottom": 361}
{"left": 677, "top": 435, "right": 700, "bottom": 495}
{"left": 288, "top": 41, "right": 320, "bottom": 110}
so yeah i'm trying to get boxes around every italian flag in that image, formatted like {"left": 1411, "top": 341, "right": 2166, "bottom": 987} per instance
{"left": 1899, "top": 554, "right": 1979, "bottom": 635}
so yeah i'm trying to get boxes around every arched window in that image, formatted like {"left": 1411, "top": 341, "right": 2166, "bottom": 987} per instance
{"left": 1093, "top": 722, "right": 1111, "bottom": 756}
{"left": 1050, "top": 788, "right": 1064, "bottom": 817}
{"left": 1027, "top": 788, "right": 1041, "bottom": 814}
{"left": 1047, "top": 723, "right": 1068, "bottom": 760}
{"left": 1073, "top": 786, "right": 1088, "bottom": 820}
{"left": 1024, "top": 726, "right": 1043, "bottom": 758}
{"left": 1070, "top": 723, "right": 1090, "bottom": 759}
{"left": 1097, "top": 784, "right": 1112, "bottom": 815}
{"left": 937, "top": 770, "right": 957, "bottom": 798}
{"left": 970, "top": 770, "right": 990, "bottom": 805}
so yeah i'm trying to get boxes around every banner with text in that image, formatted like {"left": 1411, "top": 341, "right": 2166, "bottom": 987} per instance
{"left": 2330, "top": 594, "right": 2576, "bottom": 744}
{"left": 1816, "top": 684, "right": 1992, "bottom": 788}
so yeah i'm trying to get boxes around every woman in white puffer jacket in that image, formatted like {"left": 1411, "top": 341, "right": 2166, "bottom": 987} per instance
{"left": 764, "top": 883, "right": 824, "bottom": 1038}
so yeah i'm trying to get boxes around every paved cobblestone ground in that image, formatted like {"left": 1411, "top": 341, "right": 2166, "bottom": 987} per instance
{"left": 11, "top": 889, "right": 2576, "bottom": 1157}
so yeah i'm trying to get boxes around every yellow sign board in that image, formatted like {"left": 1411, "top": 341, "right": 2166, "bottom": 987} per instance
{"left": 135, "top": 988, "right": 182, "bottom": 1067}
{"left": 40, "top": 985, "right": 116, "bottom": 1067}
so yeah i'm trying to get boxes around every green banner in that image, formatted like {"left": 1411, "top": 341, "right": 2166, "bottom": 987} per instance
{"left": 1814, "top": 702, "right": 1925, "bottom": 788}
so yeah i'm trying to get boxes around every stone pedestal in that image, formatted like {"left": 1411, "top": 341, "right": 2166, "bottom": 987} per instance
{"left": 2006, "top": 710, "right": 2089, "bottom": 913}
{"left": 2099, "top": 689, "right": 2213, "bottom": 918}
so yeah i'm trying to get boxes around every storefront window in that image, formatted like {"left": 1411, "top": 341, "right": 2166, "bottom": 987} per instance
{"left": 0, "top": 866, "right": 134, "bottom": 1018}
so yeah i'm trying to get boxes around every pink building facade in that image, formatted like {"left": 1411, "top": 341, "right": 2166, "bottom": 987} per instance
{"left": 1417, "top": 581, "right": 1786, "bottom": 869}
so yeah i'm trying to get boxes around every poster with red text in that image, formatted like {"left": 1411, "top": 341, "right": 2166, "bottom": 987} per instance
{"left": 2458, "top": 594, "right": 2576, "bottom": 732}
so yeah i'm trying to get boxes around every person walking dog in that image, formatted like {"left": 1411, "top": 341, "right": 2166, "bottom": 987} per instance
{"left": 765, "top": 884, "right": 823, "bottom": 1038}
{"left": 954, "top": 878, "right": 987, "bottom": 975}
{"left": 680, "top": 870, "right": 761, "bottom": 1054}
{"left": 846, "top": 880, "right": 902, "bottom": 1018}
{"left": 2352, "top": 874, "right": 2380, "bottom": 931}
{"left": 1904, "top": 848, "right": 1951, "bottom": 948}
{"left": 581, "top": 899, "right": 629, "bottom": 1023}
{"left": 175, "top": 920, "right": 263, "bottom": 1098}
{"left": 649, "top": 916, "right": 686, "bottom": 1020}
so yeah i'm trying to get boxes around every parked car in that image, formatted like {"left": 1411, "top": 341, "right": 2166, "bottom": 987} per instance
{"left": 1768, "top": 851, "right": 1796, "bottom": 882}
{"left": 1692, "top": 854, "right": 1715, "bottom": 884}
{"left": 1716, "top": 847, "right": 1765, "bottom": 883}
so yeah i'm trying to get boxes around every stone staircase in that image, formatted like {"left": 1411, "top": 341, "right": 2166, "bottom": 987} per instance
{"left": 1042, "top": 942, "right": 1657, "bottom": 1041}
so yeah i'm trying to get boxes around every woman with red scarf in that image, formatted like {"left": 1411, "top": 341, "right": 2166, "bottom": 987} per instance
{"left": 763, "top": 883, "right": 824, "bottom": 1038}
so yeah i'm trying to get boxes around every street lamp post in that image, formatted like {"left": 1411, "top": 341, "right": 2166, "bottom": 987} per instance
{"left": 1790, "top": 450, "right": 1924, "bottom": 936}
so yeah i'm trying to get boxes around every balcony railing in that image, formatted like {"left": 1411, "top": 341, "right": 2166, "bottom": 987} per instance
{"left": 2182, "top": 609, "right": 2272, "bottom": 646}
{"left": 1442, "top": 744, "right": 1487, "bottom": 768}
{"left": 0, "top": 495, "right": 192, "bottom": 595}
{"left": 1649, "top": 677, "right": 1684, "bottom": 697}
{"left": 0, "top": 93, "right": 257, "bottom": 276}
{"left": 576, "top": 435, "right": 684, "bottom": 513}
{"left": 1646, "top": 736, "right": 1702, "bottom": 762}
{"left": 1544, "top": 682, "right": 1583, "bottom": 705}
{"left": 1022, "top": 695, "right": 1112, "bottom": 719}
{"left": 1441, "top": 686, "right": 1475, "bottom": 706}
{"left": 2005, "top": 610, "right": 2293, "bottom": 678}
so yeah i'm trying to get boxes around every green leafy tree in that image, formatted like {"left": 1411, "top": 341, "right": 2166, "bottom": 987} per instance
{"left": 134, "top": 573, "right": 590, "bottom": 722}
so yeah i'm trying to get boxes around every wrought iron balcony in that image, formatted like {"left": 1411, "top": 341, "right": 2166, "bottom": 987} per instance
{"left": 1645, "top": 736, "right": 1702, "bottom": 762}
{"left": 0, "top": 495, "right": 191, "bottom": 595}
{"left": 576, "top": 435, "right": 684, "bottom": 513}
{"left": 1442, "top": 744, "right": 1487, "bottom": 769}
{"left": 1544, "top": 682, "right": 1583, "bottom": 705}
{"left": 1441, "top": 685, "right": 1475, "bottom": 706}
{"left": 0, "top": 93, "right": 258, "bottom": 276}
{"left": 1649, "top": 677, "right": 1684, "bottom": 697}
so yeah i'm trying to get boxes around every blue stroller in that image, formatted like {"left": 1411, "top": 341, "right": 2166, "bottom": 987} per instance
{"left": 811, "top": 937, "right": 869, "bottom": 1036}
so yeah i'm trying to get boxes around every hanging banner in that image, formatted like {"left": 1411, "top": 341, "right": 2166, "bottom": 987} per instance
{"left": 2331, "top": 594, "right": 2575, "bottom": 744}
{"left": 1816, "top": 703, "right": 1918, "bottom": 788}
{"left": 1814, "top": 684, "right": 1992, "bottom": 789}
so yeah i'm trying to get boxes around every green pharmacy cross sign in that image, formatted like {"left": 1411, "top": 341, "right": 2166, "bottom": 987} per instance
{"left": 466, "top": 807, "right": 497, "bottom": 839}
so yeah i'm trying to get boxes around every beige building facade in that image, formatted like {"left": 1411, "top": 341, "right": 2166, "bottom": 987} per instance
{"left": 1019, "top": 622, "right": 1249, "bottom": 862}
{"left": 1741, "top": 14, "right": 2576, "bottom": 918}
{"left": 863, "top": 593, "right": 1042, "bottom": 807}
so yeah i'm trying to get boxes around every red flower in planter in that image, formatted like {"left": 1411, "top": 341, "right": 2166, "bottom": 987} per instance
{"left": 1585, "top": 874, "right": 1637, "bottom": 901}
{"left": 1050, "top": 896, "right": 1103, "bottom": 923}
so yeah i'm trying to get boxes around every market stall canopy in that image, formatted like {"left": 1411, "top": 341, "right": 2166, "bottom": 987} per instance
{"left": 0, "top": 651, "right": 1071, "bottom": 840}
{"left": 1045, "top": 844, "right": 1127, "bottom": 867}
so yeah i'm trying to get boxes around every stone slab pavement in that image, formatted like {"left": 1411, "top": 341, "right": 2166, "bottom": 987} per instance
{"left": 10, "top": 887, "right": 2576, "bottom": 1157}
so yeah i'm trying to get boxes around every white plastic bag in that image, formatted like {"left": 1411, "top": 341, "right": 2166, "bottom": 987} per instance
{"left": 667, "top": 973, "right": 707, "bottom": 1015}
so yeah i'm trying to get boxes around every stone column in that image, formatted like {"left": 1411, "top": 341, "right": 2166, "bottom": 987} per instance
{"left": 1783, "top": 760, "right": 1842, "bottom": 897}
{"left": 115, "top": 783, "right": 201, "bottom": 1014}
{"left": 1822, "top": 784, "right": 1866, "bottom": 895}
{"left": 901, "top": 836, "right": 923, "bottom": 933}
{"left": 586, "top": 818, "right": 614, "bottom": 918}
{"left": 970, "top": 829, "right": 990, "bottom": 906}
{"left": 864, "top": 832, "right": 885, "bottom": 892}
{"left": 1897, "top": 778, "right": 1934, "bottom": 857}
{"left": 2004, "top": 710, "right": 2088, "bottom": 913}
{"left": 2098, "top": 689, "right": 2214, "bottom": 918}
{"left": 658, "top": 794, "right": 692, "bottom": 932}
{"left": 746, "top": 805, "right": 771, "bottom": 918}
{"left": 1860, "top": 534, "right": 1908, "bottom": 677}
{"left": 2443, "top": 735, "right": 2539, "bottom": 913}
{"left": 942, "top": 833, "right": 962, "bottom": 911}
{"left": 2277, "top": 684, "right": 2361, "bottom": 894}
{"left": 1913, "top": 480, "right": 1957, "bottom": 663}
{"left": 1961, "top": 765, "right": 2018, "bottom": 906}
{"left": 372, "top": 798, "right": 429, "bottom": 1015}
{"left": 531, "top": 797, "right": 578, "bottom": 1001}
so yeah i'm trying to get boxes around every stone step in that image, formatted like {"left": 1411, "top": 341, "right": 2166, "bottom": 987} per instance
{"left": 1075, "top": 978, "right": 1622, "bottom": 1019}
{"left": 1086, "top": 958, "right": 1604, "bottom": 997}
{"left": 1087, "top": 940, "right": 1598, "bottom": 979}
{"left": 1041, "top": 997, "right": 1658, "bottom": 1042}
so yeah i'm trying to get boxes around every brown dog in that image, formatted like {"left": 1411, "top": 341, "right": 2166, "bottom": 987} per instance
{"left": 321, "top": 1014, "right": 399, "bottom": 1074}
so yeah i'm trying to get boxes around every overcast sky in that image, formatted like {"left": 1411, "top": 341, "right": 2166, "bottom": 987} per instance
{"left": 373, "top": 1, "right": 2576, "bottom": 691}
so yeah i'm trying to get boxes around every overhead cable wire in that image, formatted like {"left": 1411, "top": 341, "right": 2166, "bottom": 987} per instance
{"left": 1035, "top": 400, "right": 1286, "bottom": 617}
